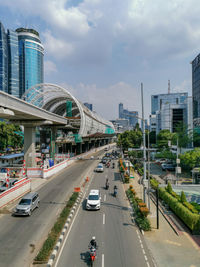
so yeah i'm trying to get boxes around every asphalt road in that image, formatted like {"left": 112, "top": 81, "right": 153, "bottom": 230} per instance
{"left": 55, "top": 161, "right": 155, "bottom": 267}
{"left": 0, "top": 151, "right": 103, "bottom": 267}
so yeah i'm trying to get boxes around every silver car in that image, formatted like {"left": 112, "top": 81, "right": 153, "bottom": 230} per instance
{"left": 13, "top": 192, "right": 40, "bottom": 216}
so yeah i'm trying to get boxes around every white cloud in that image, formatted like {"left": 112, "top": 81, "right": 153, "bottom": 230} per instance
{"left": 44, "top": 60, "right": 58, "bottom": 76}
{"left": 43, "top": 31, "right": 74, "bottom": 59}
{"left": 67, "top": 81, "right": 143, "bottom": 120}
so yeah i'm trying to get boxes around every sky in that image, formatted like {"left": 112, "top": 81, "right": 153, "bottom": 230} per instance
{"left": 0, "top": 0, "right": 199, "bottom": 121}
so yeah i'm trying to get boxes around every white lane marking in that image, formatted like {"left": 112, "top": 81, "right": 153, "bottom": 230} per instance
{"left": 103, "top": 213, "right": 105, "bottom": 225}
{"left": 54, "top": 185, "right": 90, "bottom": 267}
{"left": 105, "top": 174, "right": 108, "bottom": 178}
{"left": 104, "top": 194, "right": 106, "bottom": 202}
{"left": 102, "top": 254, "right": 104, "bottom": 267}
{"left": 142, "top": 249, "right": 145, "bottom": 255}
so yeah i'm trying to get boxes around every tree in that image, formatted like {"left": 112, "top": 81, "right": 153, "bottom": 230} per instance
{"left": 117, "top": 129, "right": 143, "bottom": 151}
{"left": 172, "top": 122, "right": 192, "bottom": 152}
{"left": 0, "top": 121, "right": 23, "bottom": 151}
{"left": 157, "top": 130, "right": 174, "bottom": 149}
{"left": 179, "top": 148, "right": 200, "bottom": 171}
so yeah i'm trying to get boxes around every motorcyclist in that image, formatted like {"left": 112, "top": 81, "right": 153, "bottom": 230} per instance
{"left": 105, "top": 178, "right": 109, "bottom": 189}
{"left": 90, "top": 236, "right": 97, "bottom": 249}
{"left": 113, "top": 185, "right": 118, "bottom": 196}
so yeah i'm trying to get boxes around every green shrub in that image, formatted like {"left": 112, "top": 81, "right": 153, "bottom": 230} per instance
{"left": 171, "top": 191, "right": 180, "bottom": 200}
{"left": 135, "top": 197, "right": 143, "bottom": 203}
{"left": 135, "top": 216, "right": 151, "bottom": 231}
{"left": 124, "top": 177, "right": 130, "bottom": 183}
{"left": 126, "top": 189, "right": 151, "bottom": 231}
{"left": 158, "top": 187, "right": 200, "bottom": 233}
{"left": 191, "top": 202, "right": 200, "bottom": 213}
{"left": 166, "top": 182, "right": 173, "bottom": 194}
{"left": 183, "top": 202, "right": 198, "bottom": 214}
{"left": 35, "top": 192, "right": 79, "bottom": 262}
{"left": 150, "top": 178, "right": 159, "bottom": 189}
{"left": 180, "top": 191, "right": 187, "bottom": 203}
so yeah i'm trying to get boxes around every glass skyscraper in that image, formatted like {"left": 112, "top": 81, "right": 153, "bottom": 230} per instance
{"left": 16, "top": 28, "right": 44, "bottom": 98}
{"left": 7, "top": 29, "right": 19, "bottom": 97}
{"left": 0, "top": 22, "right": 8, "bottom": 93}
{"left": 192, "top": 53, "right": 200, "bottom": 125}
{"left": 118, "top": 103, "right": 138, "bottom": 127}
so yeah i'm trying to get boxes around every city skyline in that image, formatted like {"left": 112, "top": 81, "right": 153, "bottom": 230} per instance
{"left": 0, "top": 0, "right": 198, "bottom": 120}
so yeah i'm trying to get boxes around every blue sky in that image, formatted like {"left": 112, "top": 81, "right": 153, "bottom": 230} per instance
{"left": 0, "top": 0, "right": 199, "bottom": 121}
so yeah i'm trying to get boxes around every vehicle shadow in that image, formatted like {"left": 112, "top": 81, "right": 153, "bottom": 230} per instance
{"left": 80, "top": 251, "right": 91, "bottom": 266}
{"left": 102, "top": 201, "right": 130, "bottom": 211}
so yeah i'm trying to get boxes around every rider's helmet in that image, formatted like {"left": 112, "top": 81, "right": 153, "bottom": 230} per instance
{"left": 92, "top": 236, "right": 96, "bottom": 240}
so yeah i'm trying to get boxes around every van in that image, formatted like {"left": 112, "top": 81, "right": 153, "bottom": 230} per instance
{"left": 86, "top": 189, "right": 101, "bottom": 210}
{"left": 13, "top": 192, "right": 40, "bottom": 216}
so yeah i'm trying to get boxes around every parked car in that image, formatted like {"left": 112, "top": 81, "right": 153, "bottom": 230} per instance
{"left": 95, "top": 163, "right": 104, "bottom": 172}
{"left": 155, "top": 158, "right": 166, "bottom": 164}
{"left": 86, "top": 189, "right": 101, "bottom": 210}
{"left": 161, "top": 163, "right": 176, "bottom": 171}
{"left": 13, "top": 192, "right": 40, "bottom": 216}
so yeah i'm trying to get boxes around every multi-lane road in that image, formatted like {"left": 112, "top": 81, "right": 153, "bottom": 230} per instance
{"left": 55, "top": 158, "right": 155, "bottom": 267}
{"left": 0, "top": 152, "right": 101, "bottom": 267}
{"left": 0, "top": 149, "right": 155, "bottom": 267}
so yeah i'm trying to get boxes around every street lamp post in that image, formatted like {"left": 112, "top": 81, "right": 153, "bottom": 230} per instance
{"left": 141, "top": 83, "right": 147, "bottom": 203}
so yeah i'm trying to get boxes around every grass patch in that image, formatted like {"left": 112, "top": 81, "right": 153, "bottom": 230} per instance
{"left": 34, "top": 192, "right": 79, "bottom": 263}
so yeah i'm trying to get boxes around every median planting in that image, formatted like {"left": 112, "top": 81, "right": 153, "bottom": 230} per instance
{"left": 34, "top": 192, "right": 79, "bottom": 264}
{"left": 126, "top": 185, "right": 151, "bottom": 231}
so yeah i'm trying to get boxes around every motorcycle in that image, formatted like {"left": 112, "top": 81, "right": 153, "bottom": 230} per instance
{"left": 112, "top": 163, "right": 115, "bottom": 168}
{"left": 89, "top": 246, "right": 96, "bottom": 266}
{"left": 105, "top": 182, "right": 109, "bottom": 190}
{"left": 113, "top": 187, "right": 117, "bottom": 197}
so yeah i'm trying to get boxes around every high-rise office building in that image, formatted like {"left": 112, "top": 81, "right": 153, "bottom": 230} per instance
{"left": 150, "top": 92, "right": 192, "bottom": 134}
{"left": 84, "top": 102, "right": 93, "bottom": 111}
{"left": 118, "top": 103, "right": 138, "bottom": 127}
{"left": 0, "top": 22, "right": 8, "bottom": 93}
{"left": 7, "top": 29, "right": 19, "bottom": 97}
{"left": 192, "top": 53, "right": 200, "bottom": 127}
{"left": 16, "top": 28, "right": 44, "bottom": 98}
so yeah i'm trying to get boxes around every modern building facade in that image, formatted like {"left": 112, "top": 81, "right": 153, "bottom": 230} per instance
{"left": 150, "top": 92, "right": 192, "bottom": 135}
{"left": 118, "top": 103, "right": 138, "bottom": 127}
{"left": 0, "top": 23, "right": 43, "bottom": 99}
{"left": 16, "top": 28, "right": 44, "bottom": 98}
{"left": 192, "top": 53, "right": 200, "bottom": 127}
{"left": 0, "top": 22, "right": 8, "bottom": 93}
{"left": 84, "top": 102, "right": 93, "bottom": 111}
{"left": 7, "top": 29, "right": 19, "bottom": 97}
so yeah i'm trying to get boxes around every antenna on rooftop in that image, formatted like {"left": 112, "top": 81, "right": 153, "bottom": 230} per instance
{"left": 168, "top": 80, "right": 170, "bottom": 94}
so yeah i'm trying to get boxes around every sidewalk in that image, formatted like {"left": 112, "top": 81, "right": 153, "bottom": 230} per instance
{"left": 124, "top": 171, "right": 200, "bottom": 267}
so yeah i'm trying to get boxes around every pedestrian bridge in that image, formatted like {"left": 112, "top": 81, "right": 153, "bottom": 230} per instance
{"left": 0, "top": 83, "right": 115, "bottom": 166}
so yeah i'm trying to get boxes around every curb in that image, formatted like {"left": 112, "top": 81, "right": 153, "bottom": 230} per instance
{"left": 46, "top": 191, "right": 83, "bottom": 267}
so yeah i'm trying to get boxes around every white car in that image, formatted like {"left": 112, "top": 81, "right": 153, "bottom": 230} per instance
{"left": 95, "top": 163, "right": 104, "bottom": 172}
{"left": 86, "top": 189, "right": 101, "bottom": 210}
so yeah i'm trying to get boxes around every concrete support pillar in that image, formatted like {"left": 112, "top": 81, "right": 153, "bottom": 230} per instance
{"left": 77, "top": 142, "right": 82, "bottom": 154}
{"left": 50, "top": 127, "right": 57, "bottom": 160}
{"left": 24, "top": 125, "right": 37, "bottom": 167}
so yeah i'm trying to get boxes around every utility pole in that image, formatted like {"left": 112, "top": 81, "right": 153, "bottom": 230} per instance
{"left": 148, "top": 130, "right": 150, "bottom": 211}
{"left": 141, "top": 83, "right": 146, "bottom": 202}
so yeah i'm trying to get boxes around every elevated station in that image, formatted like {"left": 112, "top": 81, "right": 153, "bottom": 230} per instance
{"left": 0, "top": 83, "right": 115, "bottom": 167}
